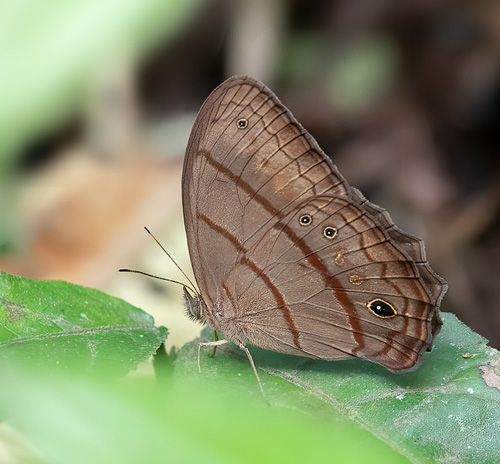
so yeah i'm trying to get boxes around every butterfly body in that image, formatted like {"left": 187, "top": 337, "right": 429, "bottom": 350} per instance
{"left": 183, "top": 76, "right": 447, "bottom": 372}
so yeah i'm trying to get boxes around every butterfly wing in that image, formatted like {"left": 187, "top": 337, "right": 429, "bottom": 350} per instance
{"left": 183, "top": 76, "right": 349, "bottom": 307}
{"left": 224, "top": 195, "right": 445, "bottom": 371}
{"left": 182, "top": 76, "right": 446, "bottom": 371}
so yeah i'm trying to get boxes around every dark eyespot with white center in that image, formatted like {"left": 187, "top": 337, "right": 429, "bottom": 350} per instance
{"left": 237, "top": 118, "right": 248, "bottom": 129}
{"left": 323, "top": 226, "right": 337, "bottom": 239}
{"left": 367, "top": 299, "right": 397, "bottom": 318}
{"left": 299, "top": 214, "right": 312, "bottom": 226}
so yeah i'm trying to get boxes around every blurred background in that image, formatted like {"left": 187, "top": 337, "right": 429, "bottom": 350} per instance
{"left": 1, "top": 0, "right": 499, "bottom": 350}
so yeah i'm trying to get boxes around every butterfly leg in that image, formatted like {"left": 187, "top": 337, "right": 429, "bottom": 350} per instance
{"left": 208, "top": 330, "right": 219, "bottom": 358}
{"left": 238, "top": 342, "right": 266, "bottom": 400}
{"left": 197, "top": 339, "right": 229, "bottom": 372}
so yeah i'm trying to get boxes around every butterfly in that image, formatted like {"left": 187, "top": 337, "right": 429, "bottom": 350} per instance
{"left": 181, "top": 76, "right": 447, "bottom": 391}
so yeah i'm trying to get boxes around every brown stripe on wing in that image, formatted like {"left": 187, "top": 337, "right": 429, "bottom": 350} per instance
{"left": 268, "top": 193, "right": 430, "bottom": 359}
{"left": 222, "top": 282, "right": 238, "bottom": 312}
{"left": 198, "top": 213, "right": 302, "bottom": 350}
{"left": 199, "top": 149, "right": 366, "bottom": 355}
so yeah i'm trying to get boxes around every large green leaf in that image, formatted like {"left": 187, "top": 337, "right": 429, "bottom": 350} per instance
{"left": 0, "top": 271, "right": 166, "bottom": 375}
{"left": 175, "top": 313, "right": 500, "bottom": 464}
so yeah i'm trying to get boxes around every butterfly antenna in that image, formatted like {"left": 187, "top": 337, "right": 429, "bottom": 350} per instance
{"left": 118, "top": 268, "right": 197, "bottom": 295}
{"left": 143, "top": 227, "right": 199, "bottom": 293}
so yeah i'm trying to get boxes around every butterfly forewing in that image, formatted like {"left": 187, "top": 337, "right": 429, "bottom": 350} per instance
{"left": 182, "top": 76, "right": 446, "bottom": 371}
{"left": 184, "top": 78, "right": 347, "bottom": 302}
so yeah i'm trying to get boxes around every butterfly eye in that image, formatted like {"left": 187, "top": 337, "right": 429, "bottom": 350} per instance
{"left": 323, "top": 226, "right": 337, "bottom": 239}
{"left": 299, "top": 214, "right": 312, "bottom": 226}
{"left": 367, "top": 299, "right": 397, "bottom": 318}
{"left": 237, "top": 118, "right": 248, "bottom": 129}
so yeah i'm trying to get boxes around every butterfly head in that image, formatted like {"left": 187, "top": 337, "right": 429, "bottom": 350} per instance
{"left": 183, "top": 286, "right": 208, "bottom": 323}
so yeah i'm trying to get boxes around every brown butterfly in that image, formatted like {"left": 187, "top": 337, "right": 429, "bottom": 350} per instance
{"left": 182, "top": 76, "right": 447, "bottom": 389}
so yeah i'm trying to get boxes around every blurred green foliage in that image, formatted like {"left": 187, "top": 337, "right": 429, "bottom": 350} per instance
{"left": 327, "top": 35, "right": 397, "bottom": 111}
{"left": 0, "top": 0, "right": 204, "bottom": 168}
{"left": 0, "top": 0, "right": 204, "bottom": 253}
{"left": 0, "top": 365, "right": 411, "bottom": 464}
{"left": 284, "top": 33, "right": 397, "bottom": 111}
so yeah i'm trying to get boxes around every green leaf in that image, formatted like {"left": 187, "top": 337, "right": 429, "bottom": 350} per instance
{"left": 175, "top": 313, "right": 500, "bottom": 464}
{"left": 0, "top": 362, "right": 410, "bottom": 464}
{"left": 0, "top": 271, "right": 166, "bottom": 376}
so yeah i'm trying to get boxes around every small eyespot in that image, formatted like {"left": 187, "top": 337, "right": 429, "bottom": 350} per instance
{"left": 367, "top": 299, "right": 397, "bottom": 318}
{"left": 335, "top": 252, "right": 345, "bottom": 266}
{"left": 349, "top": 275, "right": 363, "bottom": 285}
{"left": 299, "top": 214, "right": 312, "bottom": 226}
{"left": 237, "top": 118, "right": 248, "bottom": 129}
{"left": 323, "top": 226, "right": 337, "bottom": 239}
